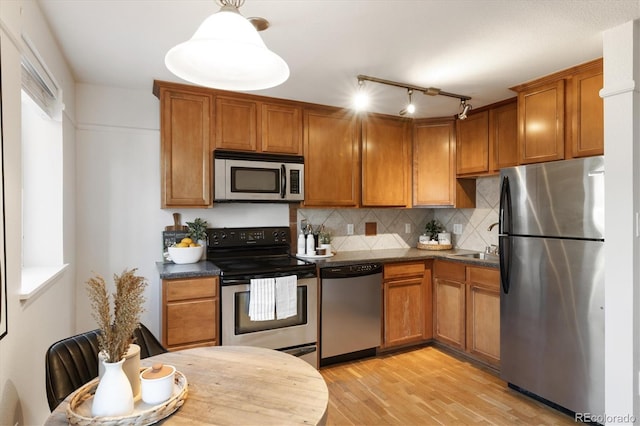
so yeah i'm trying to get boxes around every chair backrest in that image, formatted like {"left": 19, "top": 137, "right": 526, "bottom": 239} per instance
{"left": 45, "top": 324, "right": 167, "bottom": 411}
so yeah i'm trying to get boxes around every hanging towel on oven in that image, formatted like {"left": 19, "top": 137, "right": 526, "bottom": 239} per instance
{"left": 275, "top": 275, "right": 297, "bottom": 319}
{"left": 249, "top": 278, "right": 276, "bottom": 321}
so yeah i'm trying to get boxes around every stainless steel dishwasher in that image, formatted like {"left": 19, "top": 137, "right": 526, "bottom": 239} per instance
{"left": 320, "top": 263, "right": 383, "bottom": 365}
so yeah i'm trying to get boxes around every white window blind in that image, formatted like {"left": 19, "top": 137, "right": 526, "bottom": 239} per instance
{"left": 20, "top": 34, "right": 61, "bottom": 118}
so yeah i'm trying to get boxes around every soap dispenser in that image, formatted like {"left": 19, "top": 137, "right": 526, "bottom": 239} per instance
{"left": 297, "top": 231, "right": 306, "bottom": 255}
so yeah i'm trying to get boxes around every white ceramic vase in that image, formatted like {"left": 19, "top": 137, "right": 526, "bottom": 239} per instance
{"left": 92, "top": 358, "right": 134, "bottom": 417}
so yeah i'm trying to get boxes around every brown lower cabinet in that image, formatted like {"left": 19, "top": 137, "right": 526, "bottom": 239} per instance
{"left": 433, "top": 260, "right": 500, "bottom": 367}
{"left": 382, "top": 260, "right": 433, "bottom": 349}
{"left": 162, "top": 276, "right": 219, "bottom": 350}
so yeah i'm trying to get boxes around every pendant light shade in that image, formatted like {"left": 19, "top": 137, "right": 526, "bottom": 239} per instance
{"left": 165, "top": 3, "right": 289, "bottom": 91}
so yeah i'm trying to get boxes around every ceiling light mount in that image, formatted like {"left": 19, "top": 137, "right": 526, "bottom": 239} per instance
{"left": 356, "top": 74, "right": 471, "bottom": 117}
{"left": 164, "top": 0, "right": 289, "bottom": 91}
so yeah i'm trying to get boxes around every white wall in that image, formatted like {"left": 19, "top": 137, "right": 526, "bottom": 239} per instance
{"left": 0, "top": 1, "right": 78, "bottom": 425}
{"left": 73, "top": 84, "right": 290, "bottom": 337}
{"left": 602, "top": 20, "right": 640, "bottom": 424}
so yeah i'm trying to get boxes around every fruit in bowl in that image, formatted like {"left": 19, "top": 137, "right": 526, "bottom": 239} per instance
{"left": 168, "top": 238, "right": 204, "bottom": 264}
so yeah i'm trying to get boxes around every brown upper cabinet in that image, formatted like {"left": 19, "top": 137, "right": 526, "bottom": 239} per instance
{"left": 567, "top": 62, "right": 604, "bottom": 158}
{"left": 456, "top": 98, "right": 518, "bottom": 177}
{"left": 361, "top": 114, "right": 412, "bottom": 207}
{"left": 413, "top": 118, "right": 475, "bottom": 208}
{"left": 215, "top": 96, "right": 303, "bottom": 155}
{"left": 488, "top": 100, "right": 518, "bottom": 171}
{"left": 154, "top": 82, "right": 213, "bottom": 208}
{"left": 456, "top": 110, "right": 489, "bottom": 176}
{"left": 303, "top": 106, "right": 360, "bottom": 207}
{"left": 511, "top": 58, "right": 603, "bottom": 164}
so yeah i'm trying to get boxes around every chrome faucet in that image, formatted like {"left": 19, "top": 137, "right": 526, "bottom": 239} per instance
{"left": 488, "top": 222, "right": 499, "bottom": 231}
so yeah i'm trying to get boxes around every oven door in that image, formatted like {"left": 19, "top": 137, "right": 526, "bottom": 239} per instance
{"left": 221, "top": 277, "right": 317, "bottom": 351}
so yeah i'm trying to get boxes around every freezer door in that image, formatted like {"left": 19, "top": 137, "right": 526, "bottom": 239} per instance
{"left": 500, "top": 156, "right": 604, "bottom": 239}
{"left": 500, "top": 236, "right": 604, "bottom": 414}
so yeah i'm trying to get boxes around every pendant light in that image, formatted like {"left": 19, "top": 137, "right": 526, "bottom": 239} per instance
{"left": 165, "top": 0, "right": 289, "bottom": 91}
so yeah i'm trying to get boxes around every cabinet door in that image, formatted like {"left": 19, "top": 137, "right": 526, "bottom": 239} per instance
{"left": 466, "top": 267, "right": 500, "bottom": 366}
{"left": 160, "top": 89, "right": 212, "bottom": 207}
{"left": 162, "top": 277, "right": 219, "bottom": 350}
{"left": 215, "top": 96, "right": 258, "bottom": 151}
{"left": 261, "top": 103, "right": 302, "bottom": 154}
{"left": 489, "top": 100, "right": 518, "bottom": 171}
{"left": 165, "top": 299, "right": 217, "bottom": 348}
{"left": 433, "top": 277, "right": 466, "bottom": 350}
{"left": 384, "top": 277, "right": 424, "bottom": 347}
{"left": 456, "top": 111, "right": 489, "bottom": 176}
{"left": 361, "top": 115, "right": 411, "bottom": 207}
{"left": 413, "top": 120, "right": 456, "bottom": 206}
{"left": 517, "top": 80, "right": 565, "bottom": 164}
{"left": 568, "top": 63, "right": 603, "bottom": 158}
{"left": 423, "top": 261, "right": 433, "bottom": 340}
{"left": 303, "top": 108, "right": 359, "bottom": 207}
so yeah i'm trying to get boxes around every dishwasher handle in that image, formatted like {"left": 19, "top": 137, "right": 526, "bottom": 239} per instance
{"left": 320, "top": 263, "right": 383, "bottom": 279}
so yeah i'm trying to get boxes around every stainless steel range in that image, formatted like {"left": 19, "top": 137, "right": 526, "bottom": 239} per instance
{"left": 207, "top": 226, "right": 318, "bottom": 368}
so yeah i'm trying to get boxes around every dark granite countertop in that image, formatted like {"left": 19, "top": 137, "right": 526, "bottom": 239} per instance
{"left": 156, "top": 260, "right": 221, "bottom": 279}
{"left": 156, "top": 248, "right": 498, "bottom": 280}
{"left": 295, "top": 248, "right": 499, "bottom": 269}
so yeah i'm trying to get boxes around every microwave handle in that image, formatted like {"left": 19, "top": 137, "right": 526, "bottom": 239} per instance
{"left": 280, "top": 164, "right": 286, "bottom": 199}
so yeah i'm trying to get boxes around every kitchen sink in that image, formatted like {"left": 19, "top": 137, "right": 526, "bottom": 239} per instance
{"left": 452, "top": 252, "right": 499, "bottom": 261}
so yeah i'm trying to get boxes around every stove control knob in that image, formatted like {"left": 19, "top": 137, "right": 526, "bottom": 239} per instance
{"left": 220, "top": 232, "right": 227, "bottom": 240}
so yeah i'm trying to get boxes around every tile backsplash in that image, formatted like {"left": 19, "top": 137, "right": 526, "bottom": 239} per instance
{"left": 297, "top": 176, "right": 500, "bottom": 253}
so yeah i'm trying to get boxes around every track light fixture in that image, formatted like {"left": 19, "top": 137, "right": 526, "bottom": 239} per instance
{"left": 399, "top": 89, "right": 415, "bottom": 116}
{"left": 458, "top": 99, "right": 472, "bottom": 120}
{"left": 355, "top": 74, "right": 471, "bottom": 118}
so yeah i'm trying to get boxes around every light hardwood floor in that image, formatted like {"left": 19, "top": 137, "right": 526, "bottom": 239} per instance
{"left": 319, "top": 346, "right": 575, "bottom": 425}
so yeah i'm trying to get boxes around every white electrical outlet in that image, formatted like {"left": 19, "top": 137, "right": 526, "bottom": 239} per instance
{"left": 347, "top": 224, "right": 354, "bottom": 235}
{"left": 453, "top": 224, "right": 463, "bottom": 235}
{"left": 405, "top": 223, "right": 412, "bottom": 233}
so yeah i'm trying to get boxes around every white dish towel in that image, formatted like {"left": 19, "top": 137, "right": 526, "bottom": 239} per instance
{"left": 275, "top": 275, "right": 298, "bottom": 319}
{"left": 249, "top": 278, "right": 275, "bottom": 321}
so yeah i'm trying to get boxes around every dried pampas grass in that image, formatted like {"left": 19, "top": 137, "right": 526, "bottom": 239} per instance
{"left": 86, "top": 268, "right": 147, "bottom": 362}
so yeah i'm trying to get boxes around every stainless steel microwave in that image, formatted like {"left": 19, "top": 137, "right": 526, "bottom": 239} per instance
{"left": 214, "top": 150, "right": 304, "bottom": 202}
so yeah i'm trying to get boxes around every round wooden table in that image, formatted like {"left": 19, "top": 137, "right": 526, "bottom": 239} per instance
{"left": 45, "top": 346, "right": 328, "bottom": 425}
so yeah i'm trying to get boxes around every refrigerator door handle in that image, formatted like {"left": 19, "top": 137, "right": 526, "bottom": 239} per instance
{"left": 499, "top": 235, "right": 510, "bottom": 294}
{"left": 499, "top": 175, "right": 512, "bottom": 235}
{"left": 499, "top": 175, "right": 512, "bottom": 293}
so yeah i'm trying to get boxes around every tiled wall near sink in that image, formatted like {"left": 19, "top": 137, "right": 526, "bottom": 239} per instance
{"left": 433, "top": 176, "right": 500, "bottom": 252}
{"left": 297, "top": 175, "right": 501, "bottom": 253}
{"left": 297, "top": 208, "right": 434, "bottom": 252}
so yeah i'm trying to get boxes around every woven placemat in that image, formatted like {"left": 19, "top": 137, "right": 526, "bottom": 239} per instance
{"left": 66, "top": 370, "right": 188, "bottom": 426}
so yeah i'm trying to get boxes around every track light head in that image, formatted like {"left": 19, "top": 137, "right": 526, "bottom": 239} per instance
{"left": 458, "top": 100, "right": 472, "bottom": 120}
{"left": 399, "top": 89, "right": 415, "bottom": 116}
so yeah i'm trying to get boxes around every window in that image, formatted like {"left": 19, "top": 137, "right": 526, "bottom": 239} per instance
{"left": 20, "top": 40, "right": 67, "bottom": 299}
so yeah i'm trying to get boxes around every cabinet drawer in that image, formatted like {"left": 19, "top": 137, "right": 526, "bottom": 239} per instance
{"left": 433, "top": 260, "right": 466, "bottom": 281}
{"left": 166, "top": 299, "right": 217, "bottom": 346}
{"left": 165, "top": 277, "right": 218, "bottom": 302}
{"left": 468, "top": 267, "right": 500, "bottom": 290}
{"left": 384, "top": 261, "right": 425, "bottom": 279}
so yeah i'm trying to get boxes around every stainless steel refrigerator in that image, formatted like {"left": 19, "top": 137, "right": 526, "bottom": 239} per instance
{"left": 499, "top": 156, "right": 604, "bottom": 415}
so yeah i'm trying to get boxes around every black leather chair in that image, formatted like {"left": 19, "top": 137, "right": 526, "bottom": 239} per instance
{"left": 45, "top": 324, "right": 167, "bottom": 411}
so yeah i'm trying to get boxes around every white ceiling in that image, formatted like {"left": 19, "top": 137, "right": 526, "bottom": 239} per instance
{"left": 37, "top": 0, "right": 640, "bottom": 118}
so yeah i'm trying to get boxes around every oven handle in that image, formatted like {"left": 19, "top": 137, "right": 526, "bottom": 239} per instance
{"left": 221, "top": 272, "right": 317, "bottom": 286}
